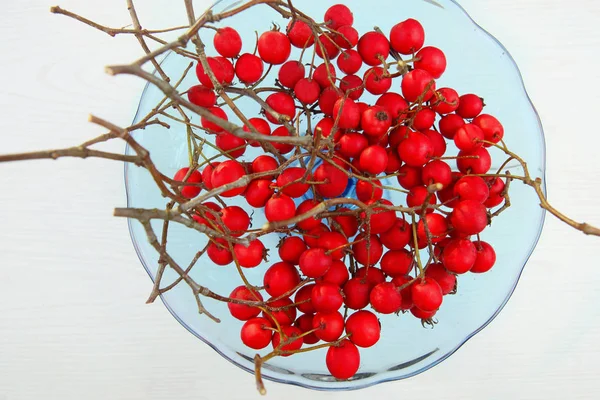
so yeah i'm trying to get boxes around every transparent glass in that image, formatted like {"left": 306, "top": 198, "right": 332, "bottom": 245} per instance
{"left": 125, "top": 0, "right": 546, "bottom": 391}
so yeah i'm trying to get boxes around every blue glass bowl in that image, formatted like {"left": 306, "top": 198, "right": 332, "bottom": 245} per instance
{"left": 125, "top": 0, "right": 546, "bottom": 391}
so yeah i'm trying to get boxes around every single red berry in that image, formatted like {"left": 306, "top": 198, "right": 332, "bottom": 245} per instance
{"left": 487, "top": 177, "right": 506, "bottom": 197}
{"left": 441, "top": 239, "right": 477, "bottom": 274}
{"left": 220, "top": 206, "right": 250, "bottom": 237}
{"left": 352, "top": 234, "right": 384, "bottom": 266}
{"left": 314, "top": 162, "right": 349, "bottom": 198}
{"left": 425, "top": 263, "right": 456, "bottom": 295}
{"left": 295, "top": 314, "right": 320, "bottom": 345}
{"left": 410, "top": 307, "right": 437, "bottom": 320}
{"left": 386, "top": 148, "right": 402, "bottom": 173}
{"left": 192, "top": 201, "right": 221, "bottom": 228}
{"left": 196, "top": 57, "right": 234, "bottom": 88}
{"left": 343, "top": 277, "right": 371, "bottom": 310}
{"left": 402, "top": 69, "right": 436, "bottom": 103}
{"left": 439, "top": 113, "right": 466, "bottom": 139}
{"left": 345, "top": 310, "right": 380, "bottom": 348}
{"left": 398, "top": 131, "right": 433, "bottom": 166}
{"left": 213, "top": 27, "right": 242, "bottom": 58}
{"left": 473, "top": 114, "right": 504, "bottom": 146}
{"left": 318, "top": 231, "right": 348, "bottom": 260}
{"left": 407, "top": 186, "right": 437, "bottom": 212}
{"left": 397, "top": 165, "right": 424, "bottom": 190}
{"left": 391, "top": 275, "right": 414, "bottom": 310}
{"left": 313, "top": 63, "right": 337, "bottom": 88}
{"left": 315, "top": 33, "right": 341, "bottom": 59}
{"left": 244, "top": 117, "right": 272, "bottom": 147}
{"left": 318, "top": 86, "right": 343, "bottom": 115}
{"left": 414, "top": 46, "right": 447, "bottom": 79}
{"left": 361, "top": 106, "right": 392, "bottom": 136}
{"left": 276, "top": 167, "right": 309, "bottom": 198}
{"left": 424, "top": 129, "right": 447, "bottom": 158}
{"left": 312, "top": 282, "right": 344, "bottom": 313}
{"left": 376, "top": 92, "right": 408, "bottom": 122}
{"left": 432, "top": 88, "right": 460, "bottom": 115}
{"left": 258, "top": 31, "right": 291, "bottom": 65}
{"left": 485, "top": 194, "right": 505, "bottom": 208}
{"left": 339, "top": 75, "right": 364, "bottom": 100}
{"left": 299, "top": 248, "right": 333, "bottom": 278}
{"left": 295, "top": 199, "right": 323, "bottom": 231}
{"left": 332, "top": 98, "right": 361, "bottom": 129}
{"left": 380, "top": 217, "right": 411, "bottom": 250}
{"left": 326, "top": 339, "right": 360, "bottom": 380}
{"left": 265, "top": 92, "right": 296, "bottom": 124}
{"left": 411, "top": 278, "right": 443, "bottom": 312}
{"left": 228, "top": 286, "right": 263, "bottom": 320}
{"left": 370, "top": 282, "right": 402, "bottom": 314}
{"left": 457, "top": 147, "right": 492, "bottom": 175}
{"left": 334, "top": 25, "right": 359, "bottom": 48}
{"left": 356, "top": 180, "right": 383, "bottom": 202}
{"left": 279, "top": 236, "right": 307, "bottom": 265}
{"left": 361, "top": 199, "right": 396, "bottom": 234}
{"left": 355, "top": 267, "right": 386, "bottom": 288}
{"left": 416, "top": 213, "right": 449, "bottom": 245}
{"left": 303, "top": 223, "right": 330, "bottom": 248}
{"left": 201, "top": 106, "right": 228, "bottom": 133}
{"left": 265, "top": 194, "right": 296, "bottom": 223}
{"left": 364, "top": 67, "right": 392, "bottom": 95}
{"left": 211, "top": 160, "right": 247, "bottom": 197}
{"left": 173, "top": 168, "right": 202, "bottom": 199}
{"left": 294, "top": 284, "right": 316, "bottom": 314}
{"left": 278, "top": 60, "right": 305, "bottom": 88}
{"left": 251, "top": 154, "right": 278, "bottom": 176}
{"left": 471, "top": 241, "right": 496, "bottom": 273}
{"left": 233, "top": 239, "right": 265, "bottom": 268}
{"left": 312, "top": 311, "right": 345, "bottom": 342}
{"left": 332, "top": 209, "right": 359, "bottom": 238}
{"left": 457, "top": 94, "right": 484, "bottom": 118}
{"left": 454, "top": 176, "right": 490, "bottom": 203}
{"left": 314, "top": 117, "right": 335, "bottom": 138}
{"left": 381, "top": 249, "right": 413, "bottom": 277}
{"left": 215, "top": 131, "right": 246, "bottom": 158}
{"left": 338, "top": 132, "right": 368, "bottom": 158}
{"left": 294, "top": 78, "right": 321, "bottom": 104}
{"left": 337, "top": 49, "right": 363, "bottom": 75}
{"left": 413, "top": 108, "right": 436, "bottom": 131}
{"left": 207, "top": 238, "right": 233, "bottom": 266}
{"left": 271, "top": 126, "right": 295, "bottom": 154}
{"left": 286, "top": 20, "right": 315, "bottom": 48}
{"left": 450, "top": 199, "right": 489, "bottom": 235}
{"left": 359, "top": 145, "right": 388, "bottom": 175}
{"left": 263, "top": 297, "right": 297, "bottom": 326}
{"left": 324, "top": 4, "right": 354, "bottom": 29}
{"left": 272, "top": 325, "right": 303, "bottom": 355}
{"left": 263, "top": 262, "right": 301, "bottom": 297}
{"left": 241, "top": 318, "right": 273, "bottom": 349}
{"left": 187, "top": 85, "right": 216, "bottom": 107}
{"left": 358, "top": 31, "right": 390, "bottom": 66}
{"left": 454, "top": 124, "right": 484, "bottom": 151}
{"left": 422, "top": 160, "right": 452, "bottom": 187}
{"left": 390, "top": 18, "right": 425, "bottom": 55}
{"left": 318, "top": 260, "right": 350, "bottom": 287}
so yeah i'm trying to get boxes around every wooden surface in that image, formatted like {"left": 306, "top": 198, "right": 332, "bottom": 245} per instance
{"left": 1, "top": 1, "right": 599, "bottom": 399}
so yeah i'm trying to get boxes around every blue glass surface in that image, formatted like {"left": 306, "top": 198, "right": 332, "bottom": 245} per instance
{"left": 125, "top": 0, "right": 546, "bottom": 391}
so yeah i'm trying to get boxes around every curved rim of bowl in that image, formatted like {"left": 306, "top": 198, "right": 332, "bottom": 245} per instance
{"left": 123, "top": 0, "right": 547, "bottom": 391}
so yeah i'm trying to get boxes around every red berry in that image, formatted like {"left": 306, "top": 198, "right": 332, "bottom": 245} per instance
{"left": 265, "top": 92, "right": 296, "bottom": 124}
{"left": 228, "top": 286, "right": 263, "bottom": 320}
{"left": 272, "top": 325, "right": 303, "bottom": 355}
{"left": 263, "top": 297, "right": 297, "bottom": 326}
{"left": 454, "top": 176, "right": 490, "bottom": 203}
{"left": 356, "top": 180, "right": 383, "bottom": 202}
{"left": 332, "top": 98, "right": 361, "bottom": 129}
{"left": 196, "top": 57, "right": 234, "bottom": 88}
{"left": 278, "top": 236, "right": 307, "bottom": 265}
{"left": 326, "top": 340, "right": 360, "bottom": 379}
{"left": 457, "top": 147, "right": 492, "bottom": 175}
{"left": 251, "top": 154, "right": 278, "bottom": 175}
{"left": 343, "top": 278, "right": 371, "bottom": 310}
{"left": 398, "top": 131, "right": 433, "bottom": 166}
{"left": 277, "top": 167, "right": 310, "bottom": 198}
{"left": 411, "top": 307, "right": 437, "bottom": 320}
{"left": 441, "top": 239, "right": 477, "bottom": 274}
{"left": 397, "top": 165, "right": 424, "bottom": 190}
{"left": 294, "top": 78, "right": 321, "bottom": 104}
{"left": 413, "top": 108, "right": 436, "bottom": 131}
{"left": 339, "top": 75, "right": 364, "bottom": 100}
{"left": 287, "top": 20, "right": 315, "bottom": 48}
{"left": 352, "top": 234, "right": 383, "bottom": 266}
{"left": 271, "top": 126, "right": 295, "bottom": 154}
{"left": 414, "top": 46, "right": 447, "bottom": 79}
{"left": 207, "top": 238, "right": 233, "bottom": 266}
{"left": 361, "top": 106, "right": 392, "bottom": 136}
{"left": 312, "top": 282, "right": 344, "bottom": 313}
{"left": 425, "top": 263, "right": 456, "bottom": 295}
{"left": 258, "top": 31, "right": 291, "bottom": 65}
{"left": 338, "top": 132, "right": 368, "bottom": 158}
{"left": 359, "top": 145, "right": 388, "bottom": 175}
{"left": 313, "top": 63, "right": 337, "bottom": 88}
{"left": 314, "top": 162, "right": 349, "bottom": 198}
{"left": 312, "top": 311, "right": 345, "bottom": 342}
{"left": 362, "top": 199, "right": 396, "bottom": 234}
{"left": 473, "top": 114, "right": 504, "bottom": 146}
{"left": 376, "top": 92, "right": 408, "bottom": 121}
{"left": 364, "top": 67, "right": 392, "bottom": 95}
{"left": 263, "top": 262, "right": 301, "bottom": 297}
{"left": 401, "top": 69, "right": 436, "bottom": 102}
{"left": 432, "top": 88, "right": 460, "bottom": 115}
{"left": 265, "top": 194, "right": 296, "bottom": 223}
{"left": 370, "top": 282, "right": 402, "bottom": 314}
{"left": 295, "top": 314, "right": 320, "bottom": 345}
{"left": 487, "top": 177, "right": 506, "bottom": 197}
{"left": 244, "top": 118, "right": 272, "bottom": 147}
{"left": 173, "top": 167, "right": 202, "bottom": 199}
{"left": 411, "top": 278, "right": 443, "bottom": 312}
{"left": 355, "top": 267, "right": 386, "bottom": 288}
{"left": 380, "top": 217, "right": 411, "bottom": 250}
{"left": 334, "top": 25, "right": 359, "bottom": 48}
{"left": 358, "top": 31, "right": 390, "bottom": 66}
{"left": 345, "top": 310, "right": 380, "bottom": 348}
{"left": 381, "top": 249, "right": 413, "bottom": 277}
{"left": 295, "top": 199, "right": 323, "bottom": 231}
{"left": 294, "top": 284, "right": 316, "bottom": 314}
{"left": 390, "top": 18, "right": 425, "bottom": 55}
{"left": 318, "top": 86, "right": 343, "bottom": 115}
{"left": 241, "top": 318, "right": 273, "bottom": 349}
{"left": 439, "top": 113, "right": 465, "bottom": 139}
{"left": 332, "top": 209, "right": 359, "bottom": 238}
{"left": 471, "top": 241, "right": 496, "bottom": 273}
{"left": 337, "top": 49, "right": 363, "bottom": 75}
{"left": 454, "top": 124, "right": 484, "bottom": 151}
{"left": 278, "top": 60, "right": 305, "bottom": 89}
{"left": 391, "top": 275, "right": 414, "bottom": 310}
{"left": 422, "top": 160, "right": 452, "bottom": 187}
{"left": 192, "top": 201, "right": 221, "bottom": 227}
{"left": 214, "top": 27, "right": 242, "bottom": 58}
{"left": 318, "top": 260, "right": 350, "bottom": 287}
{"left": 324, "top": 4, "right": 354, "bottom": 29}
{"left": 211, "top": 160, "right": 247, "bottom": 197}
{"left": 407, "top": 186, "right": 437, "bottom": 212}
{"left": 416, "top": 213, "right": 449, "bottom": 244}
{"left": 299, "top": 248, "right": 333, "bottom": 278}
{"left": 457, "top": 94, "right": 484, "bottom": 119}
{"left": 233, "top": 239, "right": 265, "bottom": 268}
{"left": 386, "top": 148, "right": 402, "bottom": 173}
{"left": 450, "top": 199, "right": 488, "bottom": 235}
{"left": 424, "top": 129, "right": 447, "bottom": 158}
{"left": 220, "top": 206, "right": 250, "bottom": 237}
{"left": 318, "top": 231, "right": 348, "bottom": 260}
{"left": 187, "top": 85, "right": 216, "bottom": 107}
{"left": 201, "top": 106, "right": 228, "bottom": 133}
{"left": 304, "top": 223, "right": 330, "bottom": 248}
{"left": 215, "top": 131, "right": 246, "bottom": 158}
{"left": 315, "top": 33, "right": 340, "bottom": 59}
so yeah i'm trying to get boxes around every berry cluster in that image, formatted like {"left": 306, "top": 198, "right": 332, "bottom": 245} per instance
{"left": 173, "top": 4, "right": 505, "bottom": 381}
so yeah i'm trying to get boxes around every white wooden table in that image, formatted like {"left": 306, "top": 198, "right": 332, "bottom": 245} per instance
{"left": 1, "top": 1, "right": 599, "bottom": 399}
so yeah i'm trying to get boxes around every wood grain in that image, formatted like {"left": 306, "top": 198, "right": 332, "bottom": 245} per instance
{"left": 1, "top": 0, "right": 599, "bottom": 399}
